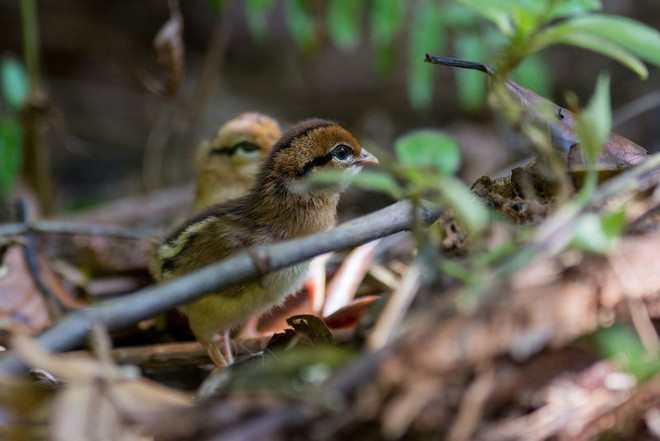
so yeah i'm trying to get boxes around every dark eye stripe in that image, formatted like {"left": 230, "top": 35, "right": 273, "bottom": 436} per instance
{"left": 297, "top": 144, "right": 356, "bottom": 177}
{"left": 209, "top": 147, "right": 233, "bottom": 156}
{"left": 209, "top": 141, "right": 261, "bottom": 156}
{"left": 297, "top": 152, "right": 334, "bottom": 177}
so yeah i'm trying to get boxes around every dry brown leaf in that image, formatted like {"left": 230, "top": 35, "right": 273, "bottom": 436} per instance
{"left": 0, "top": 245, "right": 52, "bottom": 334}
{"left": 11, "top": 334, "right": 193, "bottom": 441}
{"left": 142, "top": 3, "right": 184, "bottom": 97}
{"left": 323, "top": 240, "right": 380, "bottom": 317}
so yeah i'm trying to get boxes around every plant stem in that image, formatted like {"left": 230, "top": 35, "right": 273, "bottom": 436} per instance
{"left": 20, "top": 0, "right": 39, "bottom": 90}
{"left": 20, "top": 0, "right": 53, "bottom": 214}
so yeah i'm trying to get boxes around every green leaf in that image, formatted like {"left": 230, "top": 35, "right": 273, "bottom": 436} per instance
{"left": 437, "top": 175, "right": 489, "bottom": 235}
{"left": 327, "top": 0, "right": 362, "bottom": 50}
{"left": 590, "top": 323, "right": 660, "bottom": 381}
{"left": 559, "top": 15, "right": 660, "bottom": 67}
{"left": 284, "top": 0, "right": 317, "bottom": 52}
{"left": 454, "top": 31, "right": 487, "bottom": 111}
{"left": 207, "top": 0, "right": 223, "bottom": 14}
{"left": 226, "top": 346, "right": 355, "bottom": 400}
{"left": 547, "top": 0, "right": 601, "bottom": 19}
{"left": 370, "top": 0, "right": 404, "bottom": 77}
{"left": 370, "top": 0, "right": 404, "bottom": 46}
{"left": 351, "top": 170, "right": 403, "bottom": 199}
{"left": 455, "top": 0, "right": 514, "bottom": 36}
{"left": 374, "top": 46, "right": 397, "bottom": 77}
{"left": 1, "top": 56, "right": 28, "bottom": 111}
{"left": 601, "top": 209, "right": 626, "bottom": 238}
{"left": 408, "top": 0, "right": 445, "bottom": 111}
{"left": 570, "top": 211, "right": 621, "bottom": 254}
{"left": 308, "top": 169, "right": 402, "bottom": 199}
{"left": 510, "top": 5, "right": 540, "bottom": 40}
{"left": 577, "top": 73, "right": 611, "bottom": 162}
{"left": 395, "top": 130, "right": 461, "bottom": 175}
{"left": 0, "top": 119, "right": 23, "bottom": 195}
{"left": 511, "top": 55, "right": 551, "bottom": 98}
{"left": 245, "top": 0, "right": 275, "bottom": 41}
{"left": 532, "top": 27, "right": 648, "bottom": 79}
{"left": 440, "top": 4, "right": 480, "bottom": 28}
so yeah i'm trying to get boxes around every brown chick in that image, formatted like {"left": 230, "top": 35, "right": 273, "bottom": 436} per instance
{"left": 194, "top": 112, "right": 281, "bottom": 208}
{"left": 151, "top": 119, "right": 378, "bottom": 365}
{"left": 193, "top": 112, "right": 279, "bottom": 340}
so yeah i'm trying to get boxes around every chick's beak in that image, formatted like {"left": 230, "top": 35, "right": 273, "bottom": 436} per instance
{"left": 352, "top": 148, "right": 379, "bottom": 166}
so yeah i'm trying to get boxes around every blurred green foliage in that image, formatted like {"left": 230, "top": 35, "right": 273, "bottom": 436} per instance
{"left": 589, "top": 323, "right": 660, "bottom": 381}
{"left": 1, "top": 57, "right": 28, "bottom": 111}
{"left": 570, "top": 74, "right": 612, "bottom": 195}
{"left": 229, "top": 0, "right": 660, "bottom": 112}
{"left": 224, "top": 345, "right": 355, "bottom": 407}
{"left": 245, "top": 0, "right": 276, "bottom": 40}
{"left": 570, "top": 209, "right": 625, "bottom": 253}
{"left": 395, "top": 130, "right": 460, "bottom": 175}
{"left": 0, "top": 56, "right": 26, "bottom": 196}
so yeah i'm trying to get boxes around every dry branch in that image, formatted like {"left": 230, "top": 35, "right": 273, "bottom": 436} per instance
{"left": 0, "top": 221, "right": 159, "bottom": 239}
{"left": 0, "top": 201, "right": 441, "bottom": 375}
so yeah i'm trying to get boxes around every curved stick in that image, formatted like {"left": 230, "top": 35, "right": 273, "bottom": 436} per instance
{"left": 0, "top": 201, "right": 442, "bottom": 375}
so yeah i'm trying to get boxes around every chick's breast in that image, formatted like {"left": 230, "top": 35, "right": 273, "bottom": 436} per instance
{"left": 182, "top": 262, "right": 309, "bottom": 344}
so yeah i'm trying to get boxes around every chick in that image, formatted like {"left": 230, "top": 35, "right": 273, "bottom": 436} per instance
{"left": 194, "top": 112, "right": 281, "bottom": 208}
{"left": 193, "top": 112, "right": 280, "bottom": 339}
{"left": 151, "top": 119, "right": 378, "bottom": 365}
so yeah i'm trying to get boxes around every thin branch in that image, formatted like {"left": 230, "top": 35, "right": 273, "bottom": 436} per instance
{"left": 20, "top": 0, "right": 53, "bottom": 214}
{"left": 0, "top": 201, "right": 442, "bottom": 375}
{"left": 0, "top": 221, "right": 160, "bottom": 240}
{"left": 613, "top": 91, "right": 660, "bottom": 128}
{"left": 16, "top": 201, "right": 64, "bottom": 321}
{"left": 182, "top": 2, "right": 234, "bottom": 165}
{"left": 208, "top": 409, "right": 306, "bottom": 441}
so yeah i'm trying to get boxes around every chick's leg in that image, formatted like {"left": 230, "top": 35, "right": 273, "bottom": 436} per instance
{"left": 205, "top": 329, "right": 234, "bottom": 367}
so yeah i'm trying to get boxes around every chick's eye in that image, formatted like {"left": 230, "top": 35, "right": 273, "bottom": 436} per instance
{"left": 332, "top": 144, "right": 353, "bottom": 161}
{"left": 234, "top": 141, "right": 260, "bottom": 153}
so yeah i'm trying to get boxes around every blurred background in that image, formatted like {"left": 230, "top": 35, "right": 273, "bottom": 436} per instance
{"left": 0, "top": 0, "right": 658, "bottom": 214}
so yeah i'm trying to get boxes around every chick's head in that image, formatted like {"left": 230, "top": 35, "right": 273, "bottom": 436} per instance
{"left": 260, "top": 119, "right": 378, "bottom": 195}
{"left": 197, "top": 112, "right": 281, "bottom": 179}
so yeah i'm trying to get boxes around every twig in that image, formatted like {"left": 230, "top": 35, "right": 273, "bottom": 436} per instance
{"left": 13, "top": 200, "right": 65, "bottom": 322}
{"left": 627, "top": 298, "right": 659, "bottom": 352}
{"left": 613, "top": 91, "right": 660, "bottom": 128}
{"left": 142, "top": 107, "right": 176, "bottom": 192}
{"left": 208, "top": 409, "right": 305, "bottom": 441}
{"left": 20, "top": 0, "right": 52, "bottom": 214}
{"left": 367, "top": 263, "right": 421, "bottom": 351}
{"left": 611, "top": 247, "right": 660, "bottom": 351}
{"left": 447, "top": 364, "right": 496, "bottom": 441}
{"left": 0, "top": 201, "right": 442, "bottom": 375}
{"left": 0, "top": 221, "right": 159, "bottom": 239}
{"left": 106, "top": 328, "right": 354, "bottom": 367}
{"left": 182, "top": 2, "right": 234, "bottom": 167}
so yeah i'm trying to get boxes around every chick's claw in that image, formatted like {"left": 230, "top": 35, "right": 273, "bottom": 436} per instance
{"left": 206, "top": 329, "right": 234, "bottom": 367}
